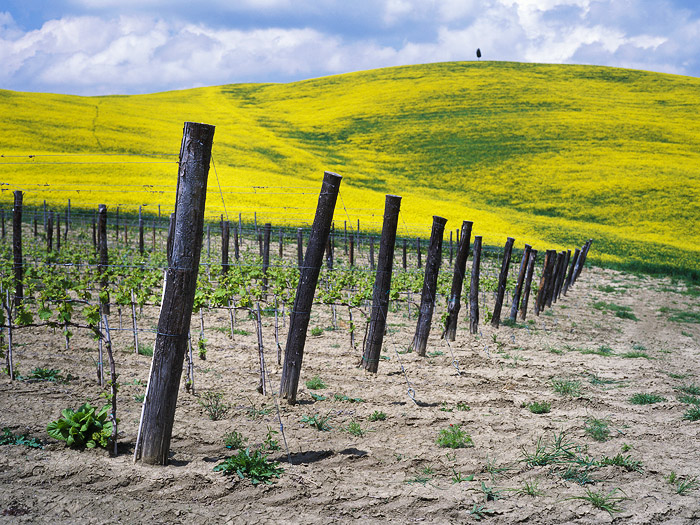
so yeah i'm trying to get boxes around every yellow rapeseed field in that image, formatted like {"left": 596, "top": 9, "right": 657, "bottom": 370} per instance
{"left": 1, "top": 61, "right": 699, "bottom": 274}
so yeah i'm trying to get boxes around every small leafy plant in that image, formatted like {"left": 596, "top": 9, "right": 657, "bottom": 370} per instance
{"left": 436, "top": 424, "right": 473, "bottom": 449}
{"left": 368, "top": 410, "right": 387, "bottom": 421}
{"left": 528, "top": 401, "right": 551, "bottom": 414}
{"left": 197, "top": 336, "right": 207, "bottom": 360}
{"left": 301, "top": 412, "right": 332, "bottom": 431}
{"left": 198, "top": 391, "right": 230, "bottom": 421}
{"left": 584, "top": 417, "right": 611, "bottom": 442}
{"left": 345, "top": 420, "right": 366, "bottom": 437}
{"left": 0, "top": 428, "right": 43, "bottom": 449}
{"left": 305, "top": 375, "right": 326, "bottom": 390}
{"left": 682, "top": 406, "right": 700, "bottom": 421}
{"left": 569, "top": 487, "right": 628, "bottom": 517}
{"left": 223, "top": 430, "right": 247, "bottom": 450}
{"left": 25, "top": 367, "right": 74, "bottom": 383}
{"left": 310, "top": 327, "right": 323, "bottom": 336}
{"left": 551, "top": 378, "right": 581, "bottom": 397}
{"left": 214, "top": 448, "right": 283, "bottom": 485}
{"left": 47, "top": 402, "right": 114, "bottom": 449}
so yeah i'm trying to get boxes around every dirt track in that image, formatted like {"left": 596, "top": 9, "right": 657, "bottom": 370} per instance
{"left": 2, "top": 266, "right": 700, "bottom": 524}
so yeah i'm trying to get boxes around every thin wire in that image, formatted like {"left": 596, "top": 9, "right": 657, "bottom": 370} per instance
{"left": 211, "top": 154, "right": 228, "bottom": 221}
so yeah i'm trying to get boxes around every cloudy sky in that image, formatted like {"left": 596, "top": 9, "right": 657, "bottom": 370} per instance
{"left": 1, "top": 0, "right": 699, "bottom": 96}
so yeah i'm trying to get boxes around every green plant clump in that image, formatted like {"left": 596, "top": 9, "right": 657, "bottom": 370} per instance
{"left": 305, "top": 375, "right": 326, "bottom": 390}
{"left": 584, "top": 417, "right": 612, "bottom": 442}
{"left": 0, "top": 427, "right": 43, "bottom": 449}
{"left": 528, "top": 401, "right": 551, "bottom": 414}
{"left": 223, "top": 430, "right": 248, "bottom": 450}
{"left": 436, "top": 424, "right": 474, "bottom": 449}
{"left": 214, "top": 448, "right": 283, "bottom": 485}
{"left": 629, "top": 393, "right": 666, "bottom": 405}
{"left": 46, "top": 403, "right": 114, "bottom": 449}
{"left": 551, "top": 378, "right": 581, "bottom": 397}
{"left": 368, "top": 410, "right": 387, "bottom": 422}
{"left": 682, "top": 406, "right": 700, "bottom": 421}
{"left": 198, "top": 392, "right": 230, "bottom": 420}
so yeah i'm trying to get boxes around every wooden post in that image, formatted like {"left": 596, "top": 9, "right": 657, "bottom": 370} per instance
{"left": 563, "top": 248, "right": 580, "bottom": 295}
{"left": 167, "top": 213, "right": 175, "bottom": 265}
{"left": 139, "top": 206, "right": 144, "bottom": 255}
{"left": 410, "top": 216, "right": 447, "bottom": 356}
{"left": 469, "top": 236, "right": 483, "bottom": 334}
{"left": 152, "top": 217, "right": 157, "bottom": 251}
{"left": 449, "top": 231, "right": 453, "bottom": 266}
{"left": 491, "top": 237, "right": 515, "bottom": 328}
{"left": 402, "top": 238, "right": 407, "bottom": 270}
{"left": 221, "top": 220, "right": 230, "bottom": 274}
{"left": 1, "top": 209, "right": 4, "bottom": 240}
{"left": 43, "top": 200, "right": 47, "bottom": 231}
{"left": 519, "top": 249, "right": 538, "bottom": 321}
{"left": 557, "top": 250, "right": 571, "bottom": 300}
{"left": 280, "top": 172, "right": 342, "bottom": 404}
{"left": 92, "top": 211, "right": 97, "bottom": 252}
{"left": 509, "top": 244, "right": 532, "bottom": 322}
{"left": 233, "top": 224, "right": 240, "bottom": 261}
{"left": 263, "top": 223, "right": 271, "bottom": 291}
{"left": 361, "top": 195, "right": 401, "bottom": 373}
{"left": 344, "top": 221, "right": 348, "bottom": 255}
{"left": 33, "top": 211, "right": 37, "bottom": 239}
{"left": 444, "top": 220, "right": 473, "bottom": 341}
{"left": 12, "top": 192, "right": 23, "bottom": 306}
{"left": 369, "top": 236, "right": 375, "bottom": 270}
{"left": 97, "top": 205, "right": 110, "bottom": 316}
{"left": 573, "top": 239, "right": 593, "bottom": 284}
{"left": 47, "top": 211, "right": 54, "bottom": 252}
{"left": 416, "top": 238, "right": 422, "bottom": 268}
{"left": 278, "top": 228, "right": 284, "bottom": 259}
{"left": 349, "top": 235, "right": 354, "bottom": 267}
{"left": 297, "top": 228, "right": 303, "bottom": 269}
{"left": 535, "top": 250, "right": 555, "bottom": 315}
{"left": 115, "top": 207, "right": 120, "bottom": 242}
{"left": 551, "top": 251, "right": 566, "bottom": 304}
{"left": 56, "top": 214, "right": 61, "bottom": 253}
{"left": 136, "top": 122, "right": 214, "bottom": 465}
{"left": 545, "top": 251, "right": 562, "bottom": 308}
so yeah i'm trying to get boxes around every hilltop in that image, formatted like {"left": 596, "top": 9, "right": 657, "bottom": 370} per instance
{"left": 1, "top": 61, "right": 699, "bottom": 276}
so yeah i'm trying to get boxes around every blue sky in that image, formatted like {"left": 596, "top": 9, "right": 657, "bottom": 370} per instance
{"left": 1, "top": 0, "right": 699, "bottom": 95}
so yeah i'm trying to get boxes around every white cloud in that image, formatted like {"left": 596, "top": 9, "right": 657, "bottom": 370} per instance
{"left": 0, "top": 1, "right": 698, "bottom": 94}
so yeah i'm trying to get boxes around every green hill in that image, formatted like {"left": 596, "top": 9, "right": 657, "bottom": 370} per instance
{"left": 1, "top": 61, "right": 699, "bottom": 277}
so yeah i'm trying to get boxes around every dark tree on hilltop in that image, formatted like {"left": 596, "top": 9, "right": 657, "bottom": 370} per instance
{"left": 476, "top": 48, "right": 482, "bottom": 60}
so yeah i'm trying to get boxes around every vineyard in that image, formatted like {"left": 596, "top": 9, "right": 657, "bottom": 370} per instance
{"left": 2, "top": 166, "right": 700, "bottom": 522}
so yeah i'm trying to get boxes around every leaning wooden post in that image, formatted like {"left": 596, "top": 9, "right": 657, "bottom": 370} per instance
{"left": 573, "top": 239, "right": 593, "bottom": 284}
{"left": 98, "top": 205, "right": 110, "bottom": 315}
{"left": 469, "top": 236, "right": 483, "bottom": 334}
{"left": 509, "top": 244, "right": 532, "bottom": 322}
{"left": 491, "top": 237, "right": 515, "bottom": 328}
{"left": 136, "top": 122, "right": 214, "bottom": 465}
{"left": 545, "top": 251, "right": 563, "bottom": 308}
{"left": 535, "top": 250, "right": 555, "bottom": 315}
{"left": 263, "top": 223, "right": 271, "bottom": 291}
{"left": 221, "top": 220, "right": 230, "bottom": 274}
{"left": 280, "top": 172, "right": 342, "bottom": 405}
{"left": 444, "top": 220, "right": 473, "bottom": 341}
{"left": 556, "top": 250, "right": 571, "bottom": 300}
{"left": 563, "top": 248, "right": 580, "bottom": 295}
{"left": 519, "top": 249, "right": 538, "bottom": 321}
{"left": 361, "top": 195, "right": 401, "bottom": 373}
{"left": 410, "top": 216, "right": 447, "bottom": 356}
{"left": 12, "top": 191, "right": 23, "bottom": 306}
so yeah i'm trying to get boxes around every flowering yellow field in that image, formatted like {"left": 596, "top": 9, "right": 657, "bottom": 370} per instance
{"left": 1, "top": 61, "right": 699, "bottom": 274}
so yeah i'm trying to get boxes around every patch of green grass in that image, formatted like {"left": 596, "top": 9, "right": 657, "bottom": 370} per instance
{"left": 668, "top": 310, "right": 700, "bottom": 324}
{"left": 405, "top": 466, "right": 435, "bottom": 485}
{"left": 599, "top": 453, "right": 643, "bottom": 472}
{"left": 621, "top": 350, "right": 650, "bottom": 359}
{"left": 333, "top": 393, "right": 364, "bottom": 403}
{"left": 309, "top": 392, "right": 326, "bottom": 401}
{"left": 427, "top": 350, "right": 444, "bottom": 357}
{"left": 514, "top": 479, "right": 543, "bottom": 497}
{"left": 629, "top": 393, "right": 666, "bottom": 405}
{"left": 677, "top": 384, "right": 700, "bottom": 395}
{"left": 245, "top": 398, "right": 272, "bottom": 419}
{"left": 520, "top": 431, "right": 583, "bottom": 468}
{"left": 436, "top": 424, "right": 473, "bottom": 449}
{"left": 580, "top": 345, "right": 614, "bottom": 356}
{"left": 310, "top": 327, "right": 323, "bottom": 336}
{"left": 450, "top": 467, "right": 474, "bottom": 484}
{"left": 584, "top": 417, "right": 612, "bottom": 442}
{"left": 468, "top": 503, "right": 496, "bottom": 520}
{"left": 368, "top": 410, "right": 387, "bottom": 422}
{"left": 677, "top": 394, "right": 700, "bottom": 405}
{"left": 305, "top": 375, "right": 326, "bottom": 390}
{"left": 232, "top": 328, "right": 250, "bottom": 336}
{"left": 551, "top": 378, "right": 581, "bottom": 397}
{"left": 569, "top": 488, "right": 628, "bottom": 517}
{"left": 528, "top": 401, "right": 551, "bottom": 414}
{"left": 137, "top": 344, "right": 153, "bottom": 356}
{"left": 479, "top": 481, "right": 504, "bottom": 501}
{"left": 587, "top": 373, "right": 619, "bottom": 386}
{"left": 592, "top": 301, "right": 638, "bottom": 321}
{"left": 682, "top": 406, "right": 700, "bottom": 421}
{"left": 669, "top": 473, "right": 699, "bottom": 494}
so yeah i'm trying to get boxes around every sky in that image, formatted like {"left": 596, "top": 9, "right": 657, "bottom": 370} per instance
{"left": 1, "top": 0, "right": 699, "bottom": 96}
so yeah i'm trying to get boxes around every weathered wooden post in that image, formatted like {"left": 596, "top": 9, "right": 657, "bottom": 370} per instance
{"left": 349, "top": 235, "right": 355, "bottom": 267}
{"left": 297, "top": 228, "right": 303, "bottom": 269}
{"left": 278, "top": 228, "right": 284, "bottom": 258}
{"left": 12, "top": 191, "right": 23, "bottom": 306}
{"left": 410, "top": 216, "right": 447, "bottom": 356}
{"left": 509, "top": 244, "right": 532, "bottom": 322}
{"left": 166, "top": 213, "right": 175, "bottom": 265}
{"left": 416, "top": 238, "right": 422, "bottom": 269}
{"left": 361, "top": 195, "right": 401, "bottom": 373}
{"left": 97, "top": 205, "right": 110, "bottom": 315}
{"left": 56, "top": 214, "right": 61, "bottom": 253}
{"left": 280, "top": 172, "right": 342, "bottom": 404}
{"left": 221, "top": 220, "right": 230, "bottom": 274}
{"left": 402, "top": 238, "right": 407, "bottom": 270}
{"left": 535, "top": 250, "right": 555, "bottom": 315}
{"left": 556, "top": 250, "right": 571, "bottom": 300}
{"left": 136, "top": 122, "right": 214, "bottom": 465}
{"left": 444, "top": 220, "right": 473, "bottom": 341}
{"left": 369, "top": 236, "right": 375, "bottom": 270}
{"left": 519, "top": 249, "right": 538, "bottom": 321}
{"left": 92, "top": 211, "right": 97, "bottom": 251}
{"left": 573, "top": 239, "right": 593, "bottom": 284}
{"left": 469, "top": 236, "right": 483, "bottom": 334}
{"left": 47, "top": 211, "right": 54, "bottom": 252}
{"left": 563, "top": 248, "right": 580, "bottom": 295}
{"left": 233, "top": 224, "right": 239, "bottom": 261}
{"left": 545, "top": 251, "right": 562, "bottom": 308}
{"left": 491, "top": 237, "right": 515, "bottom": 328}
{"left": 263, "top": 223, "right": 271, "bottom": 291}
{"left": 449, "top": 231, "right": 453, "bottom": 266}
{"left": 115, "top": 207, "right": 120, "bottom": 242}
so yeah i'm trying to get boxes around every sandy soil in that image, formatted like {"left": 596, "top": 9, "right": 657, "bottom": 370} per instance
{"left": 1, "top": 265, "right": 700, "bottom": 524}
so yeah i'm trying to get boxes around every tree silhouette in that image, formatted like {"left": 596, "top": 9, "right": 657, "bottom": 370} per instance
{"left": 476, "top": 48, "right": 482, "bottom": 60}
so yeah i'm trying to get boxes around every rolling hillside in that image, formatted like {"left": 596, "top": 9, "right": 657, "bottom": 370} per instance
{"left": 1, "top": 61, "right": 699, "bottom": 276}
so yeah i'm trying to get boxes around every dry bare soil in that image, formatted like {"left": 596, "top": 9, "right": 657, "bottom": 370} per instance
{"left": 2, "top": 266, "right": 700, "bottom": 524}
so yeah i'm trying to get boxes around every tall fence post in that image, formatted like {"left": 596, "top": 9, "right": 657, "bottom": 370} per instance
{"left": 297, "top": 228, "right": 303, "bottom": 270}
{"left": 469, "top": 236, "right": 483, "bottom": 334}
{"left": 491, "top": 237, "right": 515, "bottom": 328}
{"left": 361, "top": 195, "right": 401, "bottom": 373}
{"left": 563, "top": 248, "right": 580, "bottom": 295}
{"left": 280, "top": 172, "right": 342, "bottom": 404}
{"left": 535, "top": 250, "right": 555, "bottom": 315}
{"left": 410, "top": 216, "right": 447, "bottom": 356}
{"left": 12, "top": 191, "right": 23, "bottom": 306}
{"left": 97, "top": 205, "right": 109, "bottom": 315}
{"left": 519, "top": 249, "right": 538, "bottom": 321}
{"left": 444, "top": 220, "right": 473, "bottom": 341}
{"left": 509, "top": 244, "right": 532, "bottom": 322}
{"left": 138, "top": 206, "right": 144, "bottom": 255}
{"left": 136, "top": 122, "right": 214, "bottom": 465}
{"left": 221, "top": 221, "right": 230, "bottom": 274}
{"left": 263, "top": 223, "right": 271, "bottom": 291}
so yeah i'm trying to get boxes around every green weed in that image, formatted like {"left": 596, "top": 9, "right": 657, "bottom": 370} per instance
{"left": 305, "top": 375, "right": 326, "bottom": 390}
{"left": 214, "top": 448, "right": 283, "bottom": 485}
{"left": 551, "top": 378, "right": 581, "bottom": 397}
{"left": 584, "top": 417, "right": 611, "bottom": 442}
{"left": 629, "top": 393, "right": 666, "bottom": 405}
{"left": 198, "top": 392, "right": 230, "bottom": 421}
{"left": 436, "top": 424, "right": 473, "bottom": 449}
{"left": 528, "top": 401, "right": 551, "bottom": 414}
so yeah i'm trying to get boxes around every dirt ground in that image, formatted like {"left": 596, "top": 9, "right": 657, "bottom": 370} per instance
{"left": 1, "top": 265, "right": 700, "bottom": 524}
